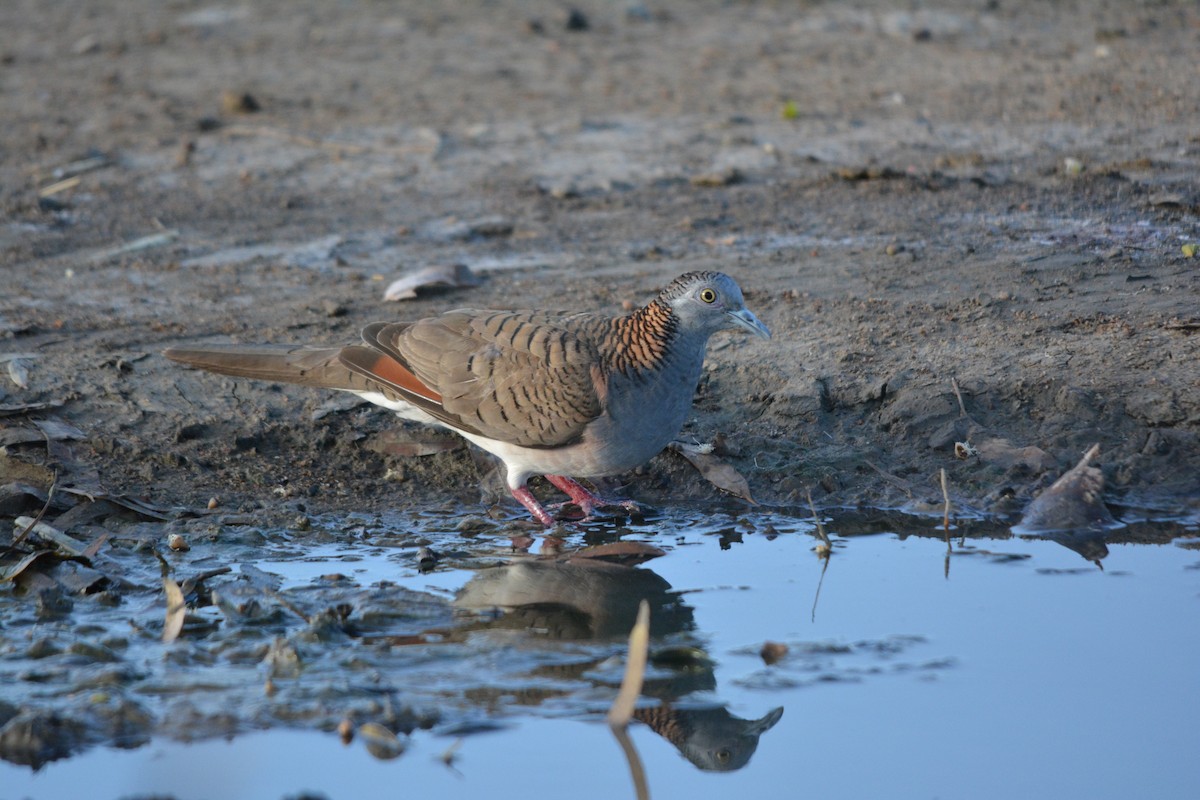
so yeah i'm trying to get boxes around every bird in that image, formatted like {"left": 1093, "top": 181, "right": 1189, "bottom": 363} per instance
{"left": 164, "top": 270, "right": 769, "bottom": 525}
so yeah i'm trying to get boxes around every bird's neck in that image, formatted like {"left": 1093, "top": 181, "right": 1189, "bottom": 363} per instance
{"left": 607, "top": 299, "right": 688, "bottom": 376}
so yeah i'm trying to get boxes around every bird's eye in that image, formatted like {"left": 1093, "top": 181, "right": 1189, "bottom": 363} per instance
{"left": 699, "top": 288, "right": 717, "bottom": 304}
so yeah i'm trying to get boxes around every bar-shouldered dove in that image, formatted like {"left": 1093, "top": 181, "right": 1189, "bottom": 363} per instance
{"left": 164, "top": 271, "right": 769, "bottom": 525}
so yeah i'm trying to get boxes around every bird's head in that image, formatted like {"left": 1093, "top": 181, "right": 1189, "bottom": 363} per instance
{"left": 661, "top": 271, "right": 771, "bottom": 340}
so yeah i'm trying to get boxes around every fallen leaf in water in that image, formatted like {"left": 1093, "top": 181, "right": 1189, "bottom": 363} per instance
{"left": 569, "top": 541, "right": 666, "bottom": 566}
{"left": 358, "top": 722, "right": 406, "bottom": 760}
{"left": 383, "top": 263, "right": 483, "bottom": 301}
{"left": 162, "top": 577, "right": 186, "bottom": 643}
{"left": 670, "top": 441, "right": 755, "bottom": 503}
{"left": 1019, "top": 444, "right": 1114, "bottom": 531}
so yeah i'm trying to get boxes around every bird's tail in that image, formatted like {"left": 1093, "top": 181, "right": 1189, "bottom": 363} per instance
{"left": 163, "top": 344, "right": 355, "bottom": 390}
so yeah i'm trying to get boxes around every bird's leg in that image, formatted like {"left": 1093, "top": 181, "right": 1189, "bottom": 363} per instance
{"left": 545, "top": 475, "right": 641, "bottom": 518}
{"left": 510, "top": 485, "right": 555, "bottom": 527}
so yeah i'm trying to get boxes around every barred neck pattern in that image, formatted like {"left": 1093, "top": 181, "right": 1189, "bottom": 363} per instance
{"left": 605, "top": 299, "right": 679, "bottom": 376}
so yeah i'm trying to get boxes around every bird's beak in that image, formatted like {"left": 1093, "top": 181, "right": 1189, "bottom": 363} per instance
{"left": 728, "top": 307, "right": 771, "bottom": 339}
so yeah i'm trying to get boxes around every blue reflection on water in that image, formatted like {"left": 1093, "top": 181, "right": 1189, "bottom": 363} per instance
{"left": 2, "top": 511, "right": 1197, "bottom": 800}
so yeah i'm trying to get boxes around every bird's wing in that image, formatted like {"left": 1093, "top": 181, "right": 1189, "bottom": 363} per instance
{"left": 352, "top": 309, "right": 608, "bottom": 448}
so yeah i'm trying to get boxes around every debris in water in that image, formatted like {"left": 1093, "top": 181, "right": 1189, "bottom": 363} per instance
{"left": 670, "top": 441, "right": 755, "bottom": 503}
{"left": 760, "top": 641, "right": 789, "bottom": 665}
{"left": 1019, "top": 444, "right": 1114, "bottom": 531}
{"left": 162, "top": 577, "right": 186, "bottom": 643}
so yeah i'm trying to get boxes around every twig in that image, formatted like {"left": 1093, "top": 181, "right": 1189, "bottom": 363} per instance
{"left": 39, "top": 176, "right": 81, "bottom": 197}
{"left": 805, "top": 488, "right": 831, "bottom": 549}
{"left": 608, "top": 600, "right": 651, "bottom": 800}
{"left": 3, "top": 471, "right": 58, "bottom": 556}
{"left": 805, "top": 488, "right": 832, "bottom": 623}
{"left": 950, "top": 377, "right": 968, "bottom": 418}
{"left": 940, "top": 468, "right": 951, "bottom": 533}
{"left": 812, "top": 546, "right": 831, "bottom": 623}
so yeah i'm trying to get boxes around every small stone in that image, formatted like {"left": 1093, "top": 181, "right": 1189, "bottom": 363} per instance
{"left": 71, "top": 34, "right": 100, "bottom": 55}
{"left": 220, "top": 90, "right": 261, "bottom": 115}
{"left": 561, "top": 8, "right": 589, "bottom": 31}
{"left": 690, "top": 167, "right": 742, "bottom": 187}
{"left": 176, "top": 138, "right": 195, "bottom": 167}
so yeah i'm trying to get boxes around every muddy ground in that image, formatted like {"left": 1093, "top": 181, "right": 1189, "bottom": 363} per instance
{"left": 3, "top": 0, "right": 1200, "bottom": 525}
{"left": 2, "top": 0, "right": 1200, "bottom": 776}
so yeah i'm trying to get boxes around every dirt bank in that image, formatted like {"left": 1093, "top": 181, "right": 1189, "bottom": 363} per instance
{"left": 3, "top": 0, "right": 1199, "bottom": 522}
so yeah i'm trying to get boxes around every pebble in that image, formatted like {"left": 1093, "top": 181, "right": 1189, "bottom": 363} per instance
{"left": 220, "top": 90, "right": 261, "bottom": 115}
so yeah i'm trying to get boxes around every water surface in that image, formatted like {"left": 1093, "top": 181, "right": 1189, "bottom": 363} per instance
{"left": 3, "top": 509, "right": 1197, "bottom": 800}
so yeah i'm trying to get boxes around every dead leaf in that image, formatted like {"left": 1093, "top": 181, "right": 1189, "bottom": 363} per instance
{"left": 569, "top": 542, "right": 666, "bottom": 566}
{"left": 1019, "top": 444, "right": 1114, "bottom": 532}
{"left": 0, "top": 482, "right": 48, "bottom": 516}
{"left": 52, "top": 561, "right": 108, "bottom": 594}
{"left": 0, "top": 427, "right": 47, "bottom": 447}
{"left": 358, "top": 722, "right": 406, "bottom": 760}
{"left": 56, "top": 489, "right": 169, "bottom": 521}
{"left": 32, "top": 418, "right": 86, "bottom": 441}
{"left": 6, "top": 359, "right": 30, "bottom": 389}
{"left": 670, "top": 442, "right": 756, "bottom": 503}
{"left": 0, "top": 401, "right": 64, "bottom": 417}
{"left": 383, "top": 263, "right": 483, "bottom": 301}
{"left": 162, "top": 577, "right": 186, "bottom": 643}
{"left": 1, "top": 550, "right": 61, "bottom": 583}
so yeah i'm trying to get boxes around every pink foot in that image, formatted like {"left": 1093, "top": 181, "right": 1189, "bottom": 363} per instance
{"left": 545, "top": 475, "right": 641, "bottom": 519}
{"left": 511, "top": 485, "right": 555, "bottom": 527}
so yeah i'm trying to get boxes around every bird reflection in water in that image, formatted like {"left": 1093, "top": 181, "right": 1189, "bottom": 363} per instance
{"left": 454, "top": 550, "right": 783, "bottom": 772}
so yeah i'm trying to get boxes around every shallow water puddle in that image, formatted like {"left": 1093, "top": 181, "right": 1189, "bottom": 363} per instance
{"left": 3, "top": 509, "right": 1198, "bottom": 800}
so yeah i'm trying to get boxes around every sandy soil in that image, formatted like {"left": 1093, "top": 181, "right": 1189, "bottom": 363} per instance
{"left": 3, "top": 0, "right": 1199, "bottom": 522}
